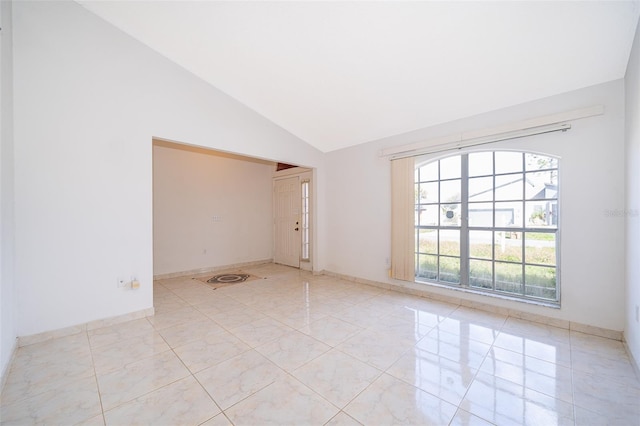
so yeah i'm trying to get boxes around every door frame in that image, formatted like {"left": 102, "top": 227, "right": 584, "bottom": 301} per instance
{"left": 273, "top": 167, "right": 313, "bottom": 271}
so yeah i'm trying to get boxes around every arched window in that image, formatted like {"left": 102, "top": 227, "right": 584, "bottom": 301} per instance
{"left": 414, "top": 151, "right": 559, "bottom": 302}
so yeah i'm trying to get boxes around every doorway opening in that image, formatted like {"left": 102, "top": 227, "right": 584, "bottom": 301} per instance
{"left": 152, "top": 138, "right": 314, "bottom": 279}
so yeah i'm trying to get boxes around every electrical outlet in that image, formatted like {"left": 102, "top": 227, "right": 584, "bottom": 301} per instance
{"left": 131, "top": 277, "right": 140, "bottom": 289}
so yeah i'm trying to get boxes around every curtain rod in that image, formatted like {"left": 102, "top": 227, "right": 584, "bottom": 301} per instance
{"left": 388, "top": 123, "right": 570, "bottom": 160}
{"left": 380, "top": 104, "right": 603, "bottom": 160}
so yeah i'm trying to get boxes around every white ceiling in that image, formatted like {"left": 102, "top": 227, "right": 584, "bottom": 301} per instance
{"left": 77, "top": 1, "right": 640, "bottom": 153}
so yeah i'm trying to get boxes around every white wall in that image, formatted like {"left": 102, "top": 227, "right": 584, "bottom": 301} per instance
{"left": 326, "top": 80, "right": 626, "bottom": 332}
{"left": 1, "top": 0, "right": 16, "bottom": 378}
{"left": 12, "top": 1, "right": 324, "bottom": 337}
{"left": 153, "top": 142, "right": 274, "bottom": 276}
{"left": 625, "top": 18, "right": 640, "bottom": 368}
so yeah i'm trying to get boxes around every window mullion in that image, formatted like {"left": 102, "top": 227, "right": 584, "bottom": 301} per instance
{"left": 521, "top": 156, "right": 526, "bottom": 297}
{"left": 460, "top": 154, "right": 469, "bottom": 288}
{"left": 491, "top": 152, "right": 496, "bottom": 292}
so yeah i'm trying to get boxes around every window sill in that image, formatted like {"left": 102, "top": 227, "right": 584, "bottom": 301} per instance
{"left": 414, "top": 278, "right": 561, "bottom": 309}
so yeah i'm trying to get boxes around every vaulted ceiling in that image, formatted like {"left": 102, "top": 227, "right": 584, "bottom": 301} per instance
{"left": 77, "top": 1, "right": 640, "bottom": 153}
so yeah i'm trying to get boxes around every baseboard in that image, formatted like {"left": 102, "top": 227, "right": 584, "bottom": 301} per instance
{"left": 17, "top": 307, "right": 155, "bottom": 347}
{"left": 323, "top": 270, "right": 623, "bottom": 341}
{"left": 569, "top": 321, "right": 622, "bottom": 341}
{"left": 0, "top": 338, "right": 18, "bottom": 397}
{"left": 623, "top": 338, "right": 640, "bottom": 382}
{"left": 153, "top": 259, "right": 273, "bottom": 280}
{"left": 86, "top": 307, "right": 155, "bottom": 331}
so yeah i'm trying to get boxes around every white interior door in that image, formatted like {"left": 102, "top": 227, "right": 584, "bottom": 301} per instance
{"left": 274, "top": 176, "right": 301, "bottom": 267}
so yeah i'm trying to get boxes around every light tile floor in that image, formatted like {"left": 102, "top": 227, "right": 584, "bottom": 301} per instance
{"left": 1, "top": 264, "right": 639, "bottom": 425}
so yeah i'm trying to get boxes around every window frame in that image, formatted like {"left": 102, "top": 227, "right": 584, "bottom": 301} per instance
{"left": 414, "top": 150, "right": 560, "bottom": 305}
{"left": 301, "top": 179, "right": 311, "bottom": 262}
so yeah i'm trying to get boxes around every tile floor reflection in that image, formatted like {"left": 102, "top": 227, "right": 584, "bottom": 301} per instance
{"left": 1, "top": 264, "right": 639, "bottom": 425}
